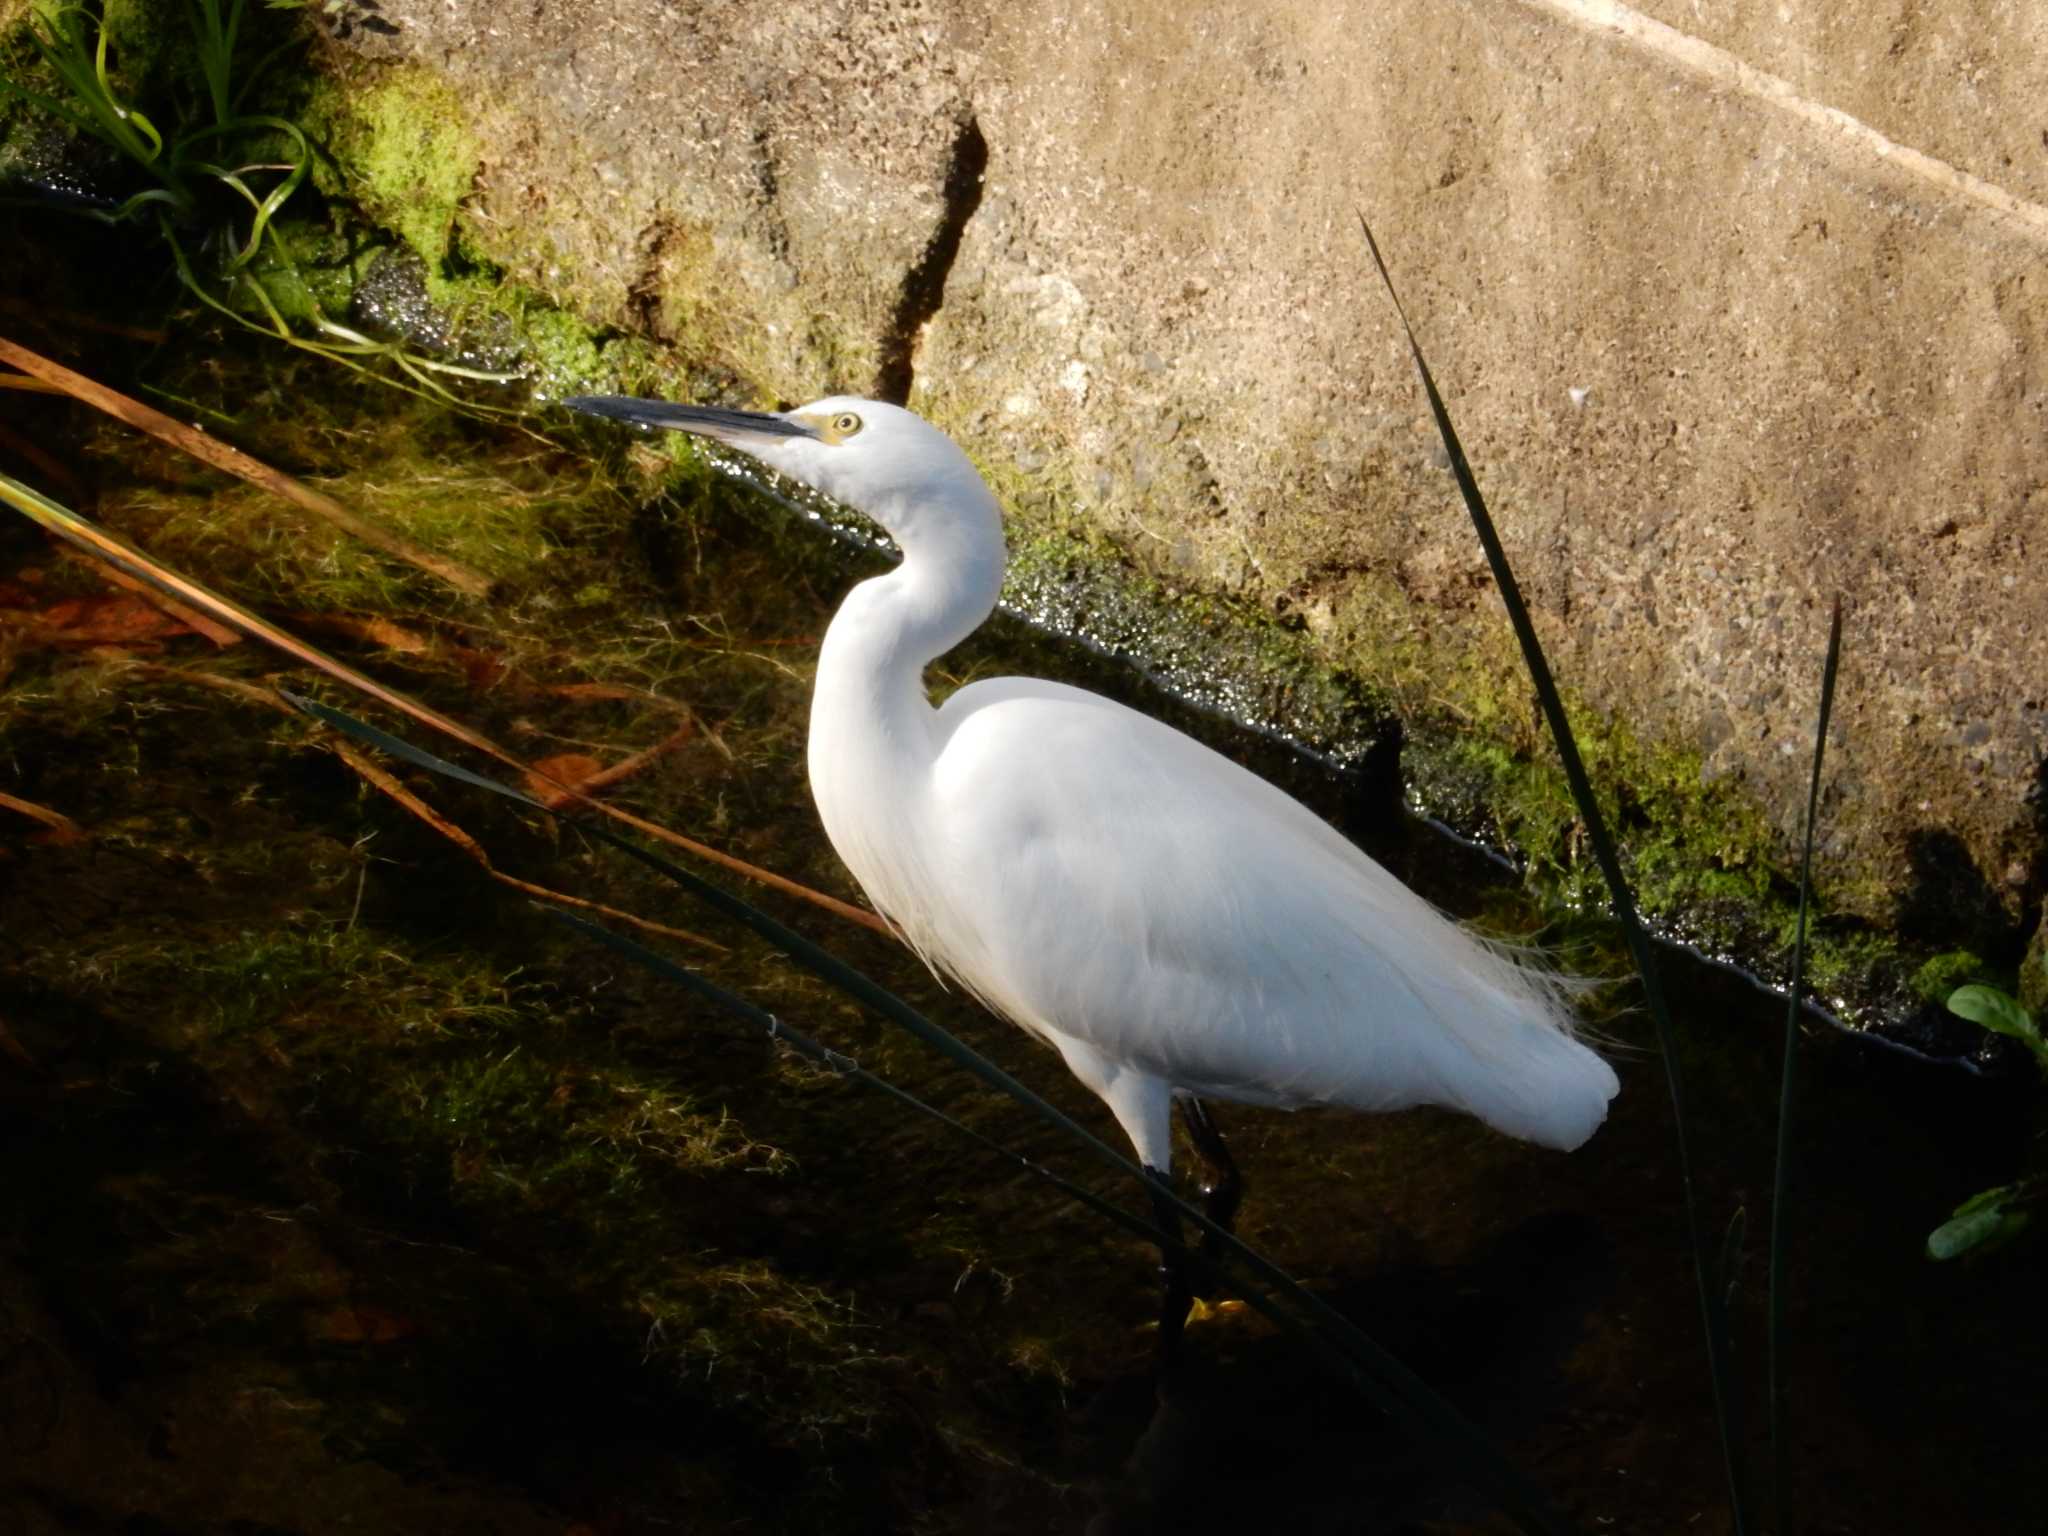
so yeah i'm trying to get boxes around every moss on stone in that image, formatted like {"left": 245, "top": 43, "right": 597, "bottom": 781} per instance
{"left": 304, "top": 63, "right": 481, "bottom": 292}
{"left": 1911, "top": 949, "right": 1993, "bottom": 1005}
{"left": 511, "top": 302, "right": 613, "bottom": 397}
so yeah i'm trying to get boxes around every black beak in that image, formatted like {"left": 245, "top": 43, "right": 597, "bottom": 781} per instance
{"left": 563, "top": 396, "right": 817, "bottom": 440}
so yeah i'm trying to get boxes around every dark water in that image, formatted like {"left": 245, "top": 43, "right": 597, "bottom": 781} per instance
{"left": 1, "top": 232, "right": 2043, "bottom": 1534}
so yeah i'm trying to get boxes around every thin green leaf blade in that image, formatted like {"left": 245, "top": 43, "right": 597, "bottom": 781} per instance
{"left": 1357, "top": 212, "right": 1751, "bottom": 1535}
{"left": 284, "top": 692, "right": 539, "bottom": 806}
{"left": 1769, "top": 595, "right": 1842, "bottom": 1536}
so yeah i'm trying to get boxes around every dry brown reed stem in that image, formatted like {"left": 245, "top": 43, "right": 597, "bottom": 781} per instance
{"left": 326, "top": 740, "right": 728, "bottom": 954}
{"left": 2, "top": 469, "right": 508, "bottom": 759}
{"left": 538, "top": 720, "right": 696, "bottom": 810}
{"left": 0, "top": 334, "right": 494, "bottom": 598}
{"left": 142, "top": 653, "right": 885, "bottom": 939}
{"left": 124, "top": 663, "right": 724, "bottom": 952}
{"left": 0, "top": 789, "right": 83, "bottom": 843}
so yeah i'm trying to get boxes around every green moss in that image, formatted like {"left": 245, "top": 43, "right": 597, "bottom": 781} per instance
{"left": 306, "top": 64, "right": 481, "bottom": 289}
{"left": 238, "top": 214, "right": 372, "bottom": 325}
{"left": 2020, "top": 930, "right": 2048, "bottom": 1017}
{"left": 627, "top": 218, "right": 782, "bottom": 392}
{"left": 1911, "top": 949, "right": 1993, "bottom": 1004}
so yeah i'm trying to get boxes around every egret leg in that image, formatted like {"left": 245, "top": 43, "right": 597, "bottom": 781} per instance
{"left": 1178, "top": 1096, "right": 1242, "bottom": 1230}
{"left": 1178, "top": 1096, "right": 1242, "bottom": 1269}
{"left": 1144, "top": 1165, "right": 1194, "bottom": 1372}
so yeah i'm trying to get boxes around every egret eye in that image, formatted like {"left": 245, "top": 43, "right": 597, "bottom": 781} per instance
{"left": 832, "top": 411, "right": 863, "bottom": 437}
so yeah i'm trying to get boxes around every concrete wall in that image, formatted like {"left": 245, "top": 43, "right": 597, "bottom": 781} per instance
{"left": 325, "top": 0, "right": 2048, "bottom": 924}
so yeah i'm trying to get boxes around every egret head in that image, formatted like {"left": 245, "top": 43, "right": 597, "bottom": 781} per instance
{"left": 565, "top": 393, "right": 998, "bottom": 552}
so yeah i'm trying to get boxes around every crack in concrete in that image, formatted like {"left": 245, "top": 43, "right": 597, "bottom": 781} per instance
{"left": 1525, "top": 0, "right": 2048, "bottom": 244}
{"left": 874, "top": 111, "right": 988, "bottom": 405}
{"left": 627, "top": 218, "right": 678, "bottom": 340}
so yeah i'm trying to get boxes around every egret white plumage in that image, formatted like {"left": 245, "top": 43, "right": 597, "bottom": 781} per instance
{"left": 568, "top": 392, "right": 1618, "bottom": 1346}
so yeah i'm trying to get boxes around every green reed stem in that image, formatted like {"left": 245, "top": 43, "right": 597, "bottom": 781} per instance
{"left": 1358, "top": 214, "right": 1753, "bottom": 1535}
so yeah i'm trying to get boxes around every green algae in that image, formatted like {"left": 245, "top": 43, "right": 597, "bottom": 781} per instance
{"left": 82, "top": 401, "right": 589, "bottom": 615}
{"left": 1910, "top": 948, "right": 1996, "bottom": 1006}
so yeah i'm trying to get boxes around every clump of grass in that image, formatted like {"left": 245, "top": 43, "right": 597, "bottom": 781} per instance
{"left": 3, "top": 2, "right": 525, "bottom": 407}
{"left": 360, "top": 1031, "right": 887, "bottom": 1430}
{"left": 402, "top": 1049, "right": 789, "bottom": 1191}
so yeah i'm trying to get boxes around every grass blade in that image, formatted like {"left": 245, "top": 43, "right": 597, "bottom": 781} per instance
{"left": 1770, "top": 596, "right": 1842, "bottom": 1533}
{"left": 291, "top": 692, "right": 1587, "bottom": 1536}
{"left": 1357, "top": 215, "right": 1752, "bottom": 1533}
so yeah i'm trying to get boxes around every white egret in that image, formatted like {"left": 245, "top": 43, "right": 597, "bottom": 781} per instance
{"left": 568, "top": 393, "right": 1618, "bottom": 1347}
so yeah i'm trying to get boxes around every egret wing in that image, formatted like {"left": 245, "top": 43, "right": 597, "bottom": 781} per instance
{"left": 925, "top": 677, "right": 1613, "bottom": 1146}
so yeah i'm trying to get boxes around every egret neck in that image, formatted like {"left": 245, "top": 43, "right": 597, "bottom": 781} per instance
{"left": 806, "top": 469, "right": 1006, "bottom": 940}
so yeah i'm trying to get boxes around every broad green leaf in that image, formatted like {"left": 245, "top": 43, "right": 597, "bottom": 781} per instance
{"left": 1945, "top": 985, "right": 2040, "bottom": 1047}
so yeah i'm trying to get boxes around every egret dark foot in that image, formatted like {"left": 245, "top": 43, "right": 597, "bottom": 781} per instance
{"left": 1178, "top": 1096, "right": 1243, "bottom": 1280}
